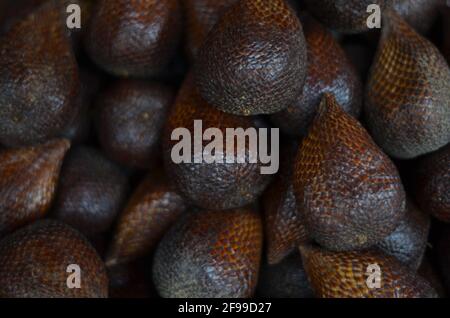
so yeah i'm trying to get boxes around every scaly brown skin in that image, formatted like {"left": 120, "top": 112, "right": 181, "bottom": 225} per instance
{"left": 0, "top": 0, "right": 80, "bottom": 147}
{"left": 0, "top": 220, "right": 108, "bottom": 298}
{"left": 293, "top": 94, "right": 406, "bottom": 251}
{"left": 365, "top": 10, "right": 450, "bottom": 159}
{"left": 377, "top": 200, "right": 430, "bottom": 270}
{"left": 52, "top": 146, "right": 129, "bottom": 237}
{"left": 97, "top": 80, "right": 175, "bottom": 169}
{"left": 303, "top": 0, "right": 391, "bottom": 33}
{"left": 299, "top": 244, "right": 437, "bottom": 298}
{"left": 392, "top": 0, "right": 445, "bottom": 34}
{"left": 85, "top": 0, "right": 182, "bottom": 78}
{"left": 183, "top": 0, "right": 238, "bottom": 61}
{"left": 270, "top": 16, "right": 362, "bottom": 136}
{"left": 0, "top": 139, "right": 70, "bottom": 237}
{"left": 105, "top": 171, "right": 186, "bottom": 267}
{"left": 414, "top": 144, "right": 450, "bottom": 223}
{"left": 153, "top": 208, "right": 262, "bottom": 298}
{"left": 263, "top": 141, "right": 309, "bottom": 265}
{"left": 162, "top": 74, "right": 273, "bottom": 210}
{"left": 194, "top": 0, "right": 307, "bottom": 115}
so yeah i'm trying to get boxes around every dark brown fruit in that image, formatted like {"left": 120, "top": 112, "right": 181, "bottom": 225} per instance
{"left": 105, "top": 171, "right": 185, "bottom": 267}
{"left": 153, "top": 208, "right": 262, "bottom": 298}
{"left": 97, "top": 80, "right": 175, "bottom": 169}
{"left": 263, "top": 141, "right": 309, "bottom": 265}
{"left": 53, "top": 146, "right": 129, "bottom": 237}
{"left": 299, "top": 244, "right": 437, "bottom": 298}
{"left": 414, "top": 144, "right": 450, "bottom": 222}
{"left": 0, "top": 220, "right": 108, "bottom": 298}
{"left": 194, "top": 0, "right": 307, "bottom": 115}
{"left": 270, "top": 16, "right": 362, "bottom": 136}
{"left": 392, "top": 0, "right": 444, "bottom": 34}
{"left": 0, "top": 0, "right": 80, "bottom": 147}
{"left": 162, "top": 75, "right": 272, "bottom": 210}
{"left": 85, "top": 0, "right": 182, "bottom": 78}
{"left": 183, "top": 0, "right": 238, "bottom": 61}
{"left": 293, "top": 94, "right": 406, "bottom": 251}
{"left": 303, "top": 0, "right": 390, "bottom": 33}
{"left": 365, "top": 10, "right": 450, "bottom": 159}
{"left": 0, "top": 139, "right": 70, "bottom": 237}
{"left": 257, "top": 252, "right": 314, "bottom": 298}
{"left": 376, "top": 200, "right": 430, "bottom": 270}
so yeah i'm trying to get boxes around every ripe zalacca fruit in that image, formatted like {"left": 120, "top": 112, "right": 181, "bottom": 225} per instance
{"left": 365, "top": 10, "right": 450, "bottom": 159}
{"left": 0, "top": 0, "right": 80, "bottom": 147}
{"left": 300, "top": 244, "right": 437, "bottom": 298}
{"left": 153, "top": 208, "right": 262, "bottom": 298}
{"left": 0, "top": 139, "right": 70, "bottom": 237}
{"left": 194, "top": 0, "right": 307, "bottom": 115}
{"left": 97, "top": 80, "right": 175, "bottom": 169}
{"left": 85, "top": 0, "right": 182, "bottom": 78}
{"left": 414, "top": 144, "right": 450, "bottom": 222}
{"left": 293, "top": 94, "right": 406, "bottom": 251}
{"left": 257, "top": 252, "right": 314, "bottom": 298}
{"left": 105, "top": 171, "right": 186, "bottom": 267}
{"left": 263, "top": 141, "right": 309, "bottom": 265}
{"left": 270, "top": 16, "right": 362, "bottom": 136}
{"left": 303, "top": 0, "right": 390, "bottom": 33}
{"left": 377, "top": 200, "right": 430, "bottom": 270}
{"left": 162, "top": 75, "right": 272, "bottom": 210}
{"left": 53, "top": 146, "right": 129, "bottom": 237}
{"left": 0, "top": 220, "right": 108, "bottom": 298}
{"left": 392, "top": 0, "right": 444, "bottom": 34}
{"left": 183, "top": 0, "right": 238, "bottom": 61}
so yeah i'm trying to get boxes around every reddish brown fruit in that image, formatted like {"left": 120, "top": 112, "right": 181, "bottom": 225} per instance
{"left": 53, "top": 146, "right": 129, "bottom": 237}
{"left": 183, "top": 0, "right": 238, "bottom": 61}
{"left": 97, "top": 80, "right": 175, "bottom": 169}
{"left": 105, "top": 171, "right": 185, "bottom": 267}
{"left": 377, "top": 200, "right": 430, "bottom": 270}
{"left": 293, "top": 94, "right": 406, "bottom": 251}
{"left": 162, "top": 75, "right": 272, "bottom": 210}
{"left": 365, "top": 10, "right": 450, "bottom": 159}
{"left": 194, "top": 0, "right": 307, "bottom": 115}
{"left": 85, "top": 0, "right": 182, "bottom": 78}
{"left": 263, "top": 142, "right": 309, "bottom": 265}
{"left": 0, "top": 139, "right": 70, "bottom": 237}
{"left": 0, "top": 220, "right": 108, "bottom": 298}
{"left": 392, "top": 0, "right": 444, "bottom": 34}
{"left": 414, "top": 144, "right": 450, "bottom": 222}
{"left": 299, "top": 244, "right": 437, "bottom": 298}
{"left": 153, "top": 208, "right": 262, "bottom": 298}
{"left": 303, "top": 0, "right": 390, "bottom": 33}
{"left": 270, "top": 16, "right": 362, "bottom": 136}
{"left": 0, "top": 0, "right": 80, "bottom": 147}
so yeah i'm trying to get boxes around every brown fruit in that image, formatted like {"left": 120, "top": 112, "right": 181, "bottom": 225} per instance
{"left": 53, "top": 146, "right": 129, "bottom": 237}
{"left": 293, "top": 94, "right": 406, "bottom": 251}
{"left": 85, "top": 0, "right": 182, "bottom": 78}
{"left": 376, "top": 200, "right": 430, "bottom": 270}
{"left": 153, "top": 208, "right": 262, "bottom": 298}
{"left": 0, "top": 220, "right": 108, "bottom": 298}
{"left": 303, "top": 0, "right": 391, "bottom": 33}
{"left": 0, "top": 139, "right": 70, "bottom": 237}
{"left": 183, "top": 0, "right": 238, "bottom": 61}
{"left": 257, "top": 252, "right": 314, "bottom": 298}
{"left": 299, "top": 244, "right": 437, "bottom": 298}
{"left": 263, "top": 141, "right": 309, "bottom": 265}
{"left": 105, "top": 171, "right": 186, "bottom": 267}
{"left": 270, "top": 16, "right": 362, "bottom": 136}
{"left": 0, "top": 0, "right": 80, "bottom": 147}
{"left": 365, "top": 10, "right": 450, "bottom": 159}
{"left": 162, "top": 75, "right": 272, "bottom": 210}
{"left": 414, "top": 144, "right": 450, "bottom": 222}
{"left": 194, "top": 0, "right": 307, "bottom": 115}
{"left": 392, "top": 0, "right": 444, "bottom": 34}
{"left": 97, "top": 80, "right": 175, "bottom": 169}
